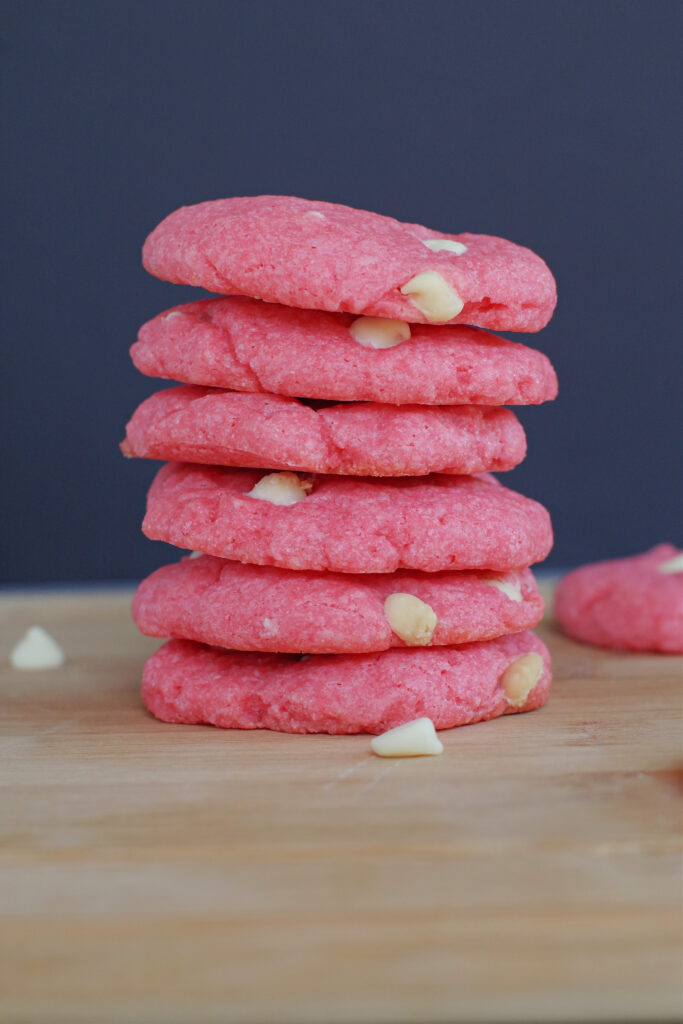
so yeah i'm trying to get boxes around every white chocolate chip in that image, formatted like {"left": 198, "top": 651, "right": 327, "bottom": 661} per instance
{"left": 499, "top": 653, "right": 544, "bottom": 708}
{"left": 304, "top": 210, "right": 326, "bottom": 221}
{"left": 384, "top": 593, "right": 437, "bottom": 646}
{"left": 247, "top": 472, "right": 313, "bottom": 506}
{"left": 422, "top": 238, "right": 468, "bottom": 255}
{"left": 188, "top": 551, "right": 203, "bottom": 559}
{"left": 371, "top": 717, "right": 443, "bottom": 757}
{"left": 10, "top": 627, "right": 65, "bottom": 670}
{"left": 484, "top": 577, "right": 523, "bottom": 603}
{"left": 163, "top": 311, "right": 182, "bottom": 320}
{"left": 262, "top": 617, "right": 278, "bottom": 637}
{"left": 658, "top": 553, "right": 683, "bottom": 574}
{"left": 400, "top": 271, "right": 464, "bottom": 323}
{"left": 349, "top": 316, "right": 411, "bottom": 349}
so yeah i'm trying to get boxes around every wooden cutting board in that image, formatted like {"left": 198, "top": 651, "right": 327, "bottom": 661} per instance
{"left": 1, "top": 585, "right": 681, "bottom": 1023}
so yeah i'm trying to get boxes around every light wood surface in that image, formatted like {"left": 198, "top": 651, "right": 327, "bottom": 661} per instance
{"left": 1, "top": 586, "right": 681, "bottom": 1023}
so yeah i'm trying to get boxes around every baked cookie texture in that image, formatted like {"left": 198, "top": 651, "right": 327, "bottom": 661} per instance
{"left": 125, "top": 194, "right": 559, "bottom": 735}
{"left": 133, "top": 555, "right": 545, "bottom": 654}
{"left": 554, "top": 545, "right": 683, "bottom": 653}
{"left": 142, "top": 630, "right": 552, "bottom": 735}
{"left": 142, "top": 463, "right": 554, "bottom": 574}
{"left": 142, "top": 196, "right": 557, "bottom": 331}
{"left": 122, "top": 386, "right": 527, "bottom": 477}
{"left": 132, "top": 298, "right": 558, "bottom": 406}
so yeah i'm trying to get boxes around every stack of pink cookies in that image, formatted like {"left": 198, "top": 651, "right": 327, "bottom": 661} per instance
{"left": 124, "top": 196, "right": 558, "bottom": 736}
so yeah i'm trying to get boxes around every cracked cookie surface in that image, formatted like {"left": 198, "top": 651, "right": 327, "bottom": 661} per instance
{"left": 122, "top": 385, "right": 527, "bottom": 476}
{"left": 142, "top": 463, "right": 553, "bottom": 573}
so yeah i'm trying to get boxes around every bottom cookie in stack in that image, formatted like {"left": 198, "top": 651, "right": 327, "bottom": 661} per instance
{"left": 142, "top": 631, "right": 551, "bottom": 735}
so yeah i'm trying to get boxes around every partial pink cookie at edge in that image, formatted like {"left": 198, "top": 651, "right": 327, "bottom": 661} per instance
{"left": 554, "top": 544, "right": 683, "bottom": 653}
{"left": 133, "top": 555, "right": 545, "bottom": 653}
{"left": 142, "top": 196, "right": 557, "bottom": 331}
{"left": 141, "top": 630, "right": 552, "bottom": 734}
{"left": 142, "top": 463, "right": 554, "bottom": 574}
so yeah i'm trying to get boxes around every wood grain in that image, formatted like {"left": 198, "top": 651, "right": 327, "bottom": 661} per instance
{"left": 1, "top": 586, "right": 681, "bottom": 1023}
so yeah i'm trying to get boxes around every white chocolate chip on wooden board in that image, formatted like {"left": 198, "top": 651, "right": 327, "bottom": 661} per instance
{"left": 371, "top": 717, "right": 444, "bottom": 757}
{"left": 10, "top": 626, "right": 65, "bottom": 670}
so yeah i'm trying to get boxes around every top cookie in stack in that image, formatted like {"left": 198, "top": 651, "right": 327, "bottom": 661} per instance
{"left": 125, "top": 196, "right": 557, "bottom": 737}
{"left": 141, "top": 195, "right": 556, "bottom": 330}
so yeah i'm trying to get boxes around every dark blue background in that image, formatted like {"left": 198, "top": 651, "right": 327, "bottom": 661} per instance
{"left": 2, "top": 0, "right": 681, "bottom": 583}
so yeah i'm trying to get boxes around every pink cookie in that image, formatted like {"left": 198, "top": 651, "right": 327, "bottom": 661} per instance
{"left": 142, "top": 631, "right": 552, "bottom": 734}
{"left": 122, "top": 386, "right": 526, "bottom": 477}
{"left": 143, "top": 464, "right": 553, "bottom": 573}
{"left": 132, "top": 298, "right": 558, "bottom": 406}
{"left": 142, "top": 196, "right": 557, "bottom": 331}
{"left": 554, "top": 544, "right": 683, "bottom": 653}
{"left": 133, "top": 555, "right": 544, "bottom": 653}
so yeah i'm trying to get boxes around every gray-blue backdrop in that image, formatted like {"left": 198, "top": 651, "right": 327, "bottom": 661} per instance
{"left": 2, "top": 0, "right": 681, "bottom": 583}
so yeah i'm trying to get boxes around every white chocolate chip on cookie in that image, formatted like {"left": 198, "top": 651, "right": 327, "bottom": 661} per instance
{"left": 371, "top": 717, "right": 444, "bottom": 757}
{"left": 10, "top": 626, "right": 65, "bottom": 670}
{"left": 163, "top": 311, "right": 183, "bottom": 320}
{"left": 349, "top": 316, "right": 411, "bottom": 349}
{"left": 658, "top": 553, "right": 683, "bottom": 574}
{"left": 400, "top": 271, "right": 464, "bottom": 322}
{"left": 499, "top": 653, "right": 544, "bottom": 708}
{"left": 384, "top": 593, "right": 437, "bottom": 645}
{"left": 247, "top": 472, "right": 313, "bottom": 506}
{"left": 422, "top": 238, "right": 468, "bottom": 255}
{"left": 484, "top": 577, "right": 523, "bottom": 603}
